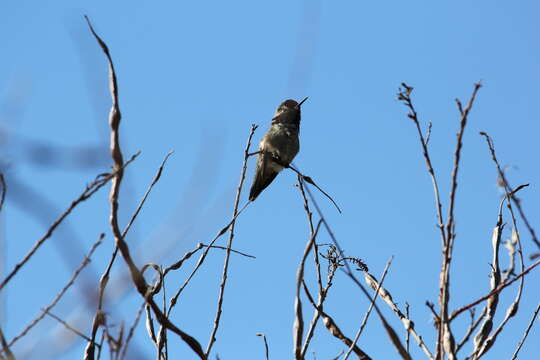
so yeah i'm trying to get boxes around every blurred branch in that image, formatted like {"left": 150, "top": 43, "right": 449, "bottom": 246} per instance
{"left": 4, "top": 234, "right": 103, "bottom": 351}
{"left": 0, "top": 173, "right": 6, "bottom": 213}
{"left": 44, "top": 310, "right": 95, "bottom": 345}
{"left": 0, "top": 326, "right": 15, "bottom": 360}
{"left": 0, "top": 156, "right": 137, "bottom": 292}
{"left": 120, "top": 301, "right": 145, "bottom": 360}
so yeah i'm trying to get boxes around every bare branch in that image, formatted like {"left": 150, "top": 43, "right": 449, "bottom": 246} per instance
{"left": 510, "top": 302, "right": 540, "bottom": 360}
{"left": 206, "top": 124, "right": 258, "bottom": 357}
{"left": 471, "top": 215, "right": 503, "bottom": 357}
{"left": 441, "top": 82, "right": 482, "bottom": 360}
{"left": 287, "top": 163, "right": 342, "bottom": 213}
{"left": 480, "top": 132, "right": 539, "bottom": 251}
{"left": 85, "top": 15, "right": 206, "bottom": 359}
{"left": 294, "top": 218, "right": 323, "bottom": 359}
{"left": 296, "top": 176, "right": 325, "bottom": 357}
{"left": 0, "top": 158, "right": 136, "bottom": 291}
{"left": 0, "top": 174, "right": 6, "bottom": 214}
{"left": 397, "top": 83, "right": 445, "bottom": 243}
{"left": 364, "top": 272, "right": 434, "bottom": 360}
{"left": 344, "top": 257, "right": 393, "bottom": 360}
{"left": 256, "top": 333, "right": 270, "bottom": 360}
{"left": 120, "top": 301, "right": 146, "bottom": 360}
{"left": 474, "top": 190, "right": 526, "bottom": 359}
{"left": 456, "top": 308, "right": 484, "bottom": 353}
{"left": 200, "top": 244, "right": 256, "bottom": 259}
{"left": 6, "top": 234, "right": 103, "bottom": 348}
{"left": 44, "top": 310, "right": 95, "bottom": 344}
{"left": 0, "top": 326, "right": 15, "bottom": 360}
{"left": 451, "top": 259, "right": 540, "bottom": 320}
{"left": 302, "top": 281, "right": 372, "bottom": 360}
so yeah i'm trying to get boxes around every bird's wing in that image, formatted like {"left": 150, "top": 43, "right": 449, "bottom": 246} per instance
{"left": 249, "top": 151, "right": 279, "bottom": 201}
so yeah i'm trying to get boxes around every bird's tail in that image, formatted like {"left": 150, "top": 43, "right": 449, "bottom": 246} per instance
{"left": 249, "top": 155, "right": 279, "bottom": 201}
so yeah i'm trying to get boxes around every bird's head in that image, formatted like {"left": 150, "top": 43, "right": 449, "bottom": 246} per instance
{"left": 272, "top": 97, "right": 308, "bottom": 124}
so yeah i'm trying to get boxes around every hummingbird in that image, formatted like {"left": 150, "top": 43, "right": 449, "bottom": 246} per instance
{"left": 249, "top": 97, "right": 308, "bottom": 201}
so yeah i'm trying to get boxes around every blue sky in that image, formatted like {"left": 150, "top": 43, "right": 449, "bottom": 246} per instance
{"left": 1, "top": 1, "right": 539, "bottom": 359}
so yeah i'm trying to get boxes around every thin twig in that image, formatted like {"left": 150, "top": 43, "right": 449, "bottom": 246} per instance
{"left": 297, "top": 175, "right": 323, "bottom": 294}
{"left": 120, "top": 301, "right": 146, "bottom": 360}
{"left": 294, "top": 219, "right": 323, "bottom": 359}
{"left": 363, "top": 272, "right": 434, "bottom": 360}
{"left": 86, "top": 153, "right": 171, "bottom": 357}
{"left": 474, "top": 188, "right": 527, "bottom": 359}
{"left": 0, "top": 326, "right": 15, "bottom": 360}
{"left": 425, "top": 301, "right": 440, "bottom": 325}
{"left": 450, "top": 259, "right": 540, "bottom": 320}
{"left": 471, "top": 194, "right": 505, "bottom": 357}
{"left": 300, "top": 245, "right": 340, "bottom": 358}
{"left": 405, "top": 303, "right": 411, "bottom": 355}
{"left": 510, "top": 302, "right": 540, "bottom": 360}
{"left": 0, "top": 174, "right": 6, "bottom": 213}
{"left": 302, "top": 282, "right": 372, "bottom": 360}
{"left": 88, "top": 150, "right": 174, "bottom": 356}
{"left": 85, "top": 15, "right": 206, "bottom": 360}
{"left": 163, "top": 243, "right": 204, "bottom": 278}
{"left": 479, "top": 132, "right": 540, "bottom": 251}
{"left": 0, "top": 157, "right": 136, "bottom": 291}
{"left": 297, "top": 176, "right": 325, "bottom": 357}
{"left": 205, "top": 124, "right": 258, "bottom": 357}
{"left": 442, "top": 82, "right": 482, "bottom": 360}
{"left": 398, "top": 83, "right": 445, "bottom": 245}
{"left": 456, "top": 308, "right": 483, "bottom": 353}
{"left": 167, "top": 128, "right": 257, "bottom": 318}
{"left": 296, "top": 152, "right": 421, "bottom": 359}
{"left": 256, "top": 333, "right": 270, "bottom": 360}
{"left": 7, "top": 234, "right": 103, "bottom": 348}
{"left": 287, "top": 163, "right": 341, "bottom": 214}
{"left": 300, "top": 172, "right": 405, "bottom": 358}
{"left": 101, "top": 150, "right": 175, "bottom": 303}
{"left": 200, "top": 244, "right": 256, "bottom": 259}
{"left": 44, "top": 310, "right": 96, "bottom": 344}
{"left": 399, "top": 81, "right": 447, "bottom": 360}
{"left": 344, "top": 257, "right": 393, "bottom": 360}
{"left": 425, "top": 122, "right": 433, "bottom": 145}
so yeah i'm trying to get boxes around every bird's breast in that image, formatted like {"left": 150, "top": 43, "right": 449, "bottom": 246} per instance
{"left": 259, "top": 124, "right": 299, "bottom": 164}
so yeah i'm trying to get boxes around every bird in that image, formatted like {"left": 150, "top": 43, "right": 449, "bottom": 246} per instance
{"left": 249, "top": 97, "right": 308, "bottom": 201}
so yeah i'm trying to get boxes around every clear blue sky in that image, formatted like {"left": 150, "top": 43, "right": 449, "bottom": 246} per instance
{"left": 1, "top": 1, "right": 539, "bottom": 359}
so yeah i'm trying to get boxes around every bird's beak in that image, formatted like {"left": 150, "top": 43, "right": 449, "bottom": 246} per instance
{"left": 297, "top": 97, "right": 309, "bottom": 108}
